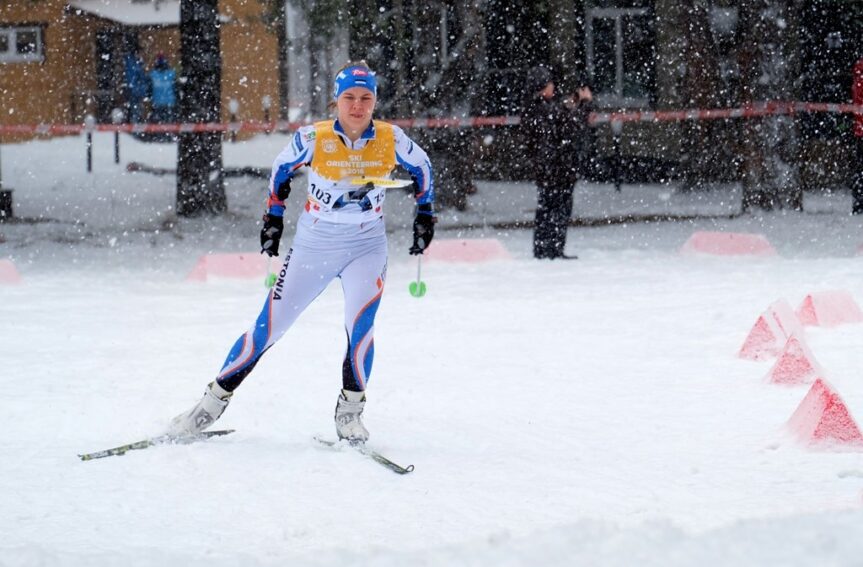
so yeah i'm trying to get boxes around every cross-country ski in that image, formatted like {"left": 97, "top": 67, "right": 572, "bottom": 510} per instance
{"left": 314, "top": 437, "right": 415, "bottom": 475}
{"left": 78, "top": 430, "right": 235, "bottom": 461}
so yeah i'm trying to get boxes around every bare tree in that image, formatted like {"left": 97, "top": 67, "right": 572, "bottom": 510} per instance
{"left": 260, "top": 0, "right": 291, "bottom": 120}
{"left": 176, "top": 0, "right": 226, "bottom": 216}
{"left": 737, "top": 0, "right": 802, "bottom": 212}
{"left": 679, "top": 1, "right": 721, "bottom": 190}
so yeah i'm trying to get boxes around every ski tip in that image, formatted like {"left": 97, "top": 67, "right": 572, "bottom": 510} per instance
{"left": 207, "top": 429, "right": 236, "bottom": 436}
{"left": 78, "top": 429, "right": 236, "bottom": 461}
{"left": 78, "top": 450, "right": 125, "bottom": 461}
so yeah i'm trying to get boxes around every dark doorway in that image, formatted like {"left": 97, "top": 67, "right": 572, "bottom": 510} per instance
{"left": 95, "top": 29, "right": 120, "bottom": 123}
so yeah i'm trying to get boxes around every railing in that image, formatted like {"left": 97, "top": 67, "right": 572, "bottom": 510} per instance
{"left": 1, "top": 101, "right": 861, "bottom": 136}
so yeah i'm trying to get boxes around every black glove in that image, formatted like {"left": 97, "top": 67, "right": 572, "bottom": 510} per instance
{"left": 409, "top": 205, "right": 436, "bottom": 255}
{"left": 275, "top": 177, "right": 292, "bottom": 201}
{"left": 260, "top": 213, "right": 284, "bottom": 257}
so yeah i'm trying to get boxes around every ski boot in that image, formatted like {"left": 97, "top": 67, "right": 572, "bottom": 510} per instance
{"left": 166, "top": 381, "right": 233, "bottom": 438}
{"left": 334, "top": 389, "right": 369, "bottom": 443}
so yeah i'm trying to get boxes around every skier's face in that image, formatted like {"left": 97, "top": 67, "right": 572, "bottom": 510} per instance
{"left": 337, "top": 87, "right": 376, "bottom": 136}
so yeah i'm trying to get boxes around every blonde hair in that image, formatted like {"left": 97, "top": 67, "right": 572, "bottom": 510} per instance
{"left": 337, "top": 59, "right": 372, "bottom": 74}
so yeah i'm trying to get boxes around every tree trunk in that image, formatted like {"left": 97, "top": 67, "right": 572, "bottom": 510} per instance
{"left": 308, "top": 29, "right": 322, "bottom": 116}
{"left": 392, "top": 0, "right": 409, "bottom": 117}
{"left": 275, "top": 1, "right": 290, "bottom": 121}
{"left": 548, "top": 0, "right": 578, "bottom": 91}
{"left": 680, "top": 1, "right": 721, "bottom": 191}
{"left": 176, "top": 0, "right": 226, "bottom": 216}
{"left": 737, "top": 0, "right": 801, "bottom": 212}
{"left": 738, "top": 0, "right": 771, "bottom": 211}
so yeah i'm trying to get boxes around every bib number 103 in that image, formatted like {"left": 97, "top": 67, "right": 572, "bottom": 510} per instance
{"left": 310, "top": 184, "right": 332, "bottom": 205}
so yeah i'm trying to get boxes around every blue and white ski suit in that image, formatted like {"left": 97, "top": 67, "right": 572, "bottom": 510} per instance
{"left": 215, "top": 118, "right": 433, "bottom": 393}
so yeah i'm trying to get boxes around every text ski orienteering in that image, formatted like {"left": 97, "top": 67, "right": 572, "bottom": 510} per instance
{"left": 166, "top": 63, "right": 436, "bottom": 443}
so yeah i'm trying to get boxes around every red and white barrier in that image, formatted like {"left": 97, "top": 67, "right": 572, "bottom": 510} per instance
{"left": 787, "top": 378, "right": 863, "bottom": 447}
{"left": 739, "top": 299, "right": 804, "bottom": 360}
{"left": 0, "top": 115, "right": 521, "bottom": 136}
{"left": 2, "top": 100, "right": 863, "bottom": 136}
{"left": 0, "top": 258, "right": 21, "bottom": 284}
{"left": 764, "top": 333, "right": 822, "bottom": 386}
{"left": 590, "top": 101, "right": 863, "bottom": 125}
{"left": 423, "top": 238, "right": 512, "bottom": 263}
{"left": 681, "top": 231, "right": 777, "bottom": 256}
{"left": 187, "top": 252, "right": 268, "bottom": 282}
{"left": 796, "top": 290, "right": 863, "bottom": 328}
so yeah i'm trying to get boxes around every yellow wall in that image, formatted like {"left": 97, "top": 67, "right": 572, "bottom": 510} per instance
{"left": 0, "top": 0, "right": 97, "bottom": 137}
{"left": 220, "top": 0, "right": 280, "bottom": 135}
{"left": 140, "top": 27, "right": 180, "bottom": 71}
{"left": 0, "top": 0, "right": 281, "bottom": 141}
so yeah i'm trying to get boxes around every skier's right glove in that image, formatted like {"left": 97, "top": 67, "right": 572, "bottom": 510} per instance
{"left": 260, "top": 213, "right": 284, "bottom": 257}
{"left": 274, "top": 177, "right": 292, "bottom": 201}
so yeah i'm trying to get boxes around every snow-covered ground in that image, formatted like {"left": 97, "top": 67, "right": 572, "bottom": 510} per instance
{"left": 3, "top": 132, "right": 863, "bottom": 566}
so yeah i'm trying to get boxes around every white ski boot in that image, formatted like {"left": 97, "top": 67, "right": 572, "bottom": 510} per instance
{"left": 334, "top": 389, "right": 369, "bottom": 443}
{"left": 166, "top": 381, "right": 233, "bottom": 437}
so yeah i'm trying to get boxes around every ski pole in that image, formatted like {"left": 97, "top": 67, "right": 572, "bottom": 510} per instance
{"left": 408, "top": 255, "right": 427, "bottom": 298}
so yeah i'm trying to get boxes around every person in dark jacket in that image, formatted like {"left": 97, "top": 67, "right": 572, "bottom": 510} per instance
{"left": 521, "top": 66, "right": 592, "bottom": 259}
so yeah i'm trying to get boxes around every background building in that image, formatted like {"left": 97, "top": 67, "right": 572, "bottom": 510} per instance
{"left": 2, "top": 0, "right": 863, "bottom": 203}
{"left": 0, "top": 0, "right": 280, "bottom": 133}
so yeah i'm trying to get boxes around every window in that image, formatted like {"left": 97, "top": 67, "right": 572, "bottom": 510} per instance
{"left": 0, "top": 26, "right": 44, "bottom": 63}
{"left": 587, "top": 7, "right": 655, "bottom": 106}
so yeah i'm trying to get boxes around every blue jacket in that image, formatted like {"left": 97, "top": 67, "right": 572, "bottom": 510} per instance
{"left": 149, "top": 68, "right": 176, "bottom": 108}
{"left": 124, "top": 54, "right": 149, "bottom": 100}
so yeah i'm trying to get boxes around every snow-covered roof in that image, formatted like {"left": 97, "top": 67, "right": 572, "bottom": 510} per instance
{"left": 67, "top": 0, "right": 180, "bottom": 26}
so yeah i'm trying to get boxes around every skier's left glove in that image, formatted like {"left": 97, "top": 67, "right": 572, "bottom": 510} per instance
{"left": 409, "top": 204, "right": 436, "bottom": 255}
{"left": 260, "top": 213, "right": 284, "bottom": 257}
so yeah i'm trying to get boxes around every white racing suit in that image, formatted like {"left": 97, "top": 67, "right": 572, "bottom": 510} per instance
{"left": 215, "top": 118, "right": 434, "bottom": 393}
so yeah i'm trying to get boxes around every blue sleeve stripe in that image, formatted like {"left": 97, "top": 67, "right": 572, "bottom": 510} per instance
{"left": 293, "top": 131, "right": 304, "bottom": 153}
{"left": 270, "top": 150, "right": 308, "bottom": 198}
{"left": 397, "top": 153, "right": 434, "bottom": 204}
{"left": 396, "top": 154, "right": 423, "bottom": 189}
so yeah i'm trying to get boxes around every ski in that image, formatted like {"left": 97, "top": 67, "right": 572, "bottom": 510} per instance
{"left": 78, "top": 429, "right": 235, "bottom": 461}
{"left": 315, "top": 437, "right": 415, "bottom": 475}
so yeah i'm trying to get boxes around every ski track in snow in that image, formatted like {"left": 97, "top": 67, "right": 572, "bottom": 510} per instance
{"left": 2, "top": 132, "right": 863, "bottom": 565}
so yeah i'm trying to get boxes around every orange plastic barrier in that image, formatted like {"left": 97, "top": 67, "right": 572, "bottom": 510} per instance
{"left": 0, "top": 258, "right": 21, "bottom": 284}
{"left": 187, "top": 253, "right": 268, "bottom": 282}
{"left": 764, "top": 334, "right": 822, "bottom": 386}
{"left": 796, "top": 290, "right": 863, "bottom": 328}
{"left": 681, "top": 231, "right": 777, "bottom": 256}
{"left": 739, "top": 299, "right": 804, "bottom": 360}
{"left": 422, "top": 238, "right": 512, "bottom": 263}
{"left": 787, "top": 378, "right": 863, "bottom": 447}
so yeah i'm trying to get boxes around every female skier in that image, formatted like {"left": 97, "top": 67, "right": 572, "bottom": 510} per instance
{"left": 166, "top": 62, "right": 436, "bottom": 443}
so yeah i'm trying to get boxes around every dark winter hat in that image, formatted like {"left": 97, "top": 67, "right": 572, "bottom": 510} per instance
{"left": 526, "top": 66, "right": 552, "bottom": 94}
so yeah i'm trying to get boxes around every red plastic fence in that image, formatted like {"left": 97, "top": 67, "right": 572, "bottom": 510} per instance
{"left": 0, "top": 101, "right": 861, "bottom": 136}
